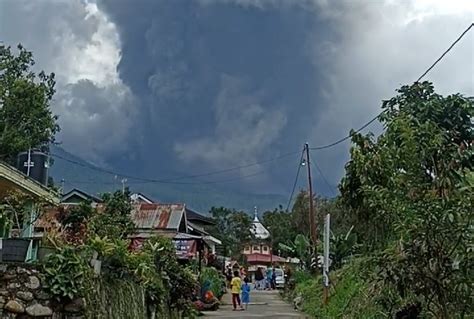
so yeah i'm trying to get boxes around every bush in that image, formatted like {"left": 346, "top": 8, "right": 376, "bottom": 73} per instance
{"left": 42, "top": 245, "right": 91, "bottom": 301}
{"left": 291, "top": 259, "right": 387, "bottom": 319}
{"left": 201, "top": 267, "right": 225, "bottom": 300}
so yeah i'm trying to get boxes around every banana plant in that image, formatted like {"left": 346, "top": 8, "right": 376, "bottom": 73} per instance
{"left": 278, "top": 234, "right": 312, "bottom": 269}
{"left": 330, "top": 225, "right": 359, "bottom": 269}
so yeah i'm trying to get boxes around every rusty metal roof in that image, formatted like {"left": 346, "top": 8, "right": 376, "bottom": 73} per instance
{"left": 131, "top": 203, "right": 185, "bottom": 231}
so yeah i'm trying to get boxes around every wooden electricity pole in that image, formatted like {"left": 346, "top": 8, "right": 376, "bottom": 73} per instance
{"left": 304, "top": 143, "right": 317, "bottom": 245}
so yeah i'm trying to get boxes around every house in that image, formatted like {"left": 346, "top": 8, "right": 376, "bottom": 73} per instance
{"left": 129, "top": 203, "right": 212, "bottom": 261}
{"left": 129, "top": 202, "right": 223, "bottom": 264}
{"left": 0, "top": 161, "right": 59, "bottom": 261}
{"left": 243, "top": 208, "right": 285, "bottom": 272}
{"left": 62, "top": 189, "right": 153, "bottom": 205}
{"left": 36, "top": 186, "right": 221, "bottom": 263}
{"left": 0, "top": 162, "right": 58, "bottom": 203}
{"left": 130, "top": 193, "right": 154, "bottom": 204}
{"left": 130, "top": 203, "right": 188, "bottom": 239}
{"left": 61, "top": 188, "right": 102, "bottom": 206}
{"left": 185, "top": 207, "right": 221, "bottom": 254}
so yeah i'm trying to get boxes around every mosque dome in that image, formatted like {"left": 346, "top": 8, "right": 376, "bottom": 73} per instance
{"left": 251, "top": 207, "right": 270, "bottom": 240}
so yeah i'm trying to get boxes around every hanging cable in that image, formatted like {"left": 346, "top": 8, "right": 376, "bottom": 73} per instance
{"left": 50, "top": 24, "right": 474, "bottom": 190}
{"left": 310, "top": 159, "right": 337, "bottom": 197}
{"left": 416, "top": 22, "right": 473, "bottom": 82}
{"left": 66, "top": 169, "right": 268, "bottom": 186}
{"left": 310, "top": 22, "right": 474, "bottom": 151}
{"left": 50, "top": 150, "right": 300, "bottom": 184}
{"left": 285, "top": 148, "right": 305, "bottom": 212}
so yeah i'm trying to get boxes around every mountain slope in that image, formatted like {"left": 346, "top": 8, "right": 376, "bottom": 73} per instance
{"left": 49, "top": 146, "right": 287, "bottom": 212}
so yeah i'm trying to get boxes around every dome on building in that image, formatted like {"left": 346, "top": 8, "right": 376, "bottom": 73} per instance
{"left": 251, "top": 207, "right": 270, "bottom": 239}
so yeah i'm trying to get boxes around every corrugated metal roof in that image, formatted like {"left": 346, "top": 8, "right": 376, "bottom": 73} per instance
{"left": 131, "top": 203, "right": 185, "bottom": 231}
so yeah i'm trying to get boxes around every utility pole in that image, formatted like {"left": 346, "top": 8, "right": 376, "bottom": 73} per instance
{"left": 304, "top": 143, "right": 317, "bottom": 245}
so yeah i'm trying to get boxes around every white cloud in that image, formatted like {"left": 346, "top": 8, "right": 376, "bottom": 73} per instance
{"left": 308, "top": 0, "right": 474, "bottom": 183}
{"left": 0, "top": 0, "right": 135, "bottom": 163}
{"left": 54, "top": 80, "right": 136, "bottom": 165}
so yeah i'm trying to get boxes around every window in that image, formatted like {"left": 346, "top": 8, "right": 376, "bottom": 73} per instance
{"left": 263, "top": 246, "right": 268, "bottom": 252}
{"left": 244, "top": 246, "right": 250, "bottom": 252}
{"left": 253, "top": 246, "right": 260, "bottom": 251}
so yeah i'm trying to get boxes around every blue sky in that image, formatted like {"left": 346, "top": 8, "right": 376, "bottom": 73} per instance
{"left": 1, "top": 0, "right": 473, "bottom": 196}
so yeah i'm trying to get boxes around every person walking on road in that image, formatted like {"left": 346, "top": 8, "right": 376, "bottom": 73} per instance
{"left": 230, "top": 270, "right": 243, "bottom": 311}
{"left": 241, "top": 277, "right": 251, "bottom": 310}
{"left": 266, "top": 267, "right": 273, "bottom": 290}
{"left": 254, "top": 267, "right": 264, "bottom": 290}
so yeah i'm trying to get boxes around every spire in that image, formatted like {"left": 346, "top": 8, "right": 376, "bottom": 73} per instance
{"left": 250, "top": 205, "right": 270, "bottom": 239}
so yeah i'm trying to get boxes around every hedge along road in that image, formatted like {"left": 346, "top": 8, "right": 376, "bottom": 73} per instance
{"left": 202, "top": 289, "right": 308, "bottom": 318}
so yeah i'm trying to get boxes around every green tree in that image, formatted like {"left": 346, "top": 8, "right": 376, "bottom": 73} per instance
{"left": 339, "top": 82, "right": 473, "bottom": 317}
{"left": 290, "top": 190, "right": 313, "bottom": 237}
{"left": 208, "top": 206, "right": 254, "bottom": 259}
{"left": 0, "top": 44, "right": 59, "bottom": 164}
{"left": 262, "top": 205, "right": 297, "bottom": 255}
{"left": 90, "top": 189, "right": 134, "bottom": 239}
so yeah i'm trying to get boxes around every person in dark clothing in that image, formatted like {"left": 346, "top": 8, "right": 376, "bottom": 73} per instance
{"left": 254, "top": 267, "right": 264, "bottom": 290}
{"left": 271, "top": 267, "right": 276, "bottom": 290}
{"left": 226, "top": 266, "right": 233, "bottom": 288}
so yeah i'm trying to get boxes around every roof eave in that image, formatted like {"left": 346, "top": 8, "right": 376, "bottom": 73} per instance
{"left": 0, "top": 162, "right": 59, "bottom": 204}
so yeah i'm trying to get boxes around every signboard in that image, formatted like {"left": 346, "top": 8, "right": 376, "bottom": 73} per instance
{"left": 174, "top": 239, "right": 197, "bottom": 259}
{"left": 129, "top": 238, "right": 197, "bottom": 259}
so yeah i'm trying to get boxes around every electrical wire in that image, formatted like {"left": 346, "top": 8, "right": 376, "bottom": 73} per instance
{"left": 51, "top": 151, "right": 300, "bottom": 185}
{"left": 310, "top": 115, "right": 379, "bottom": 150}
{"left": 310, "top": 22, "right": 474, "bottom": 151}
{"left": 310, "top": 159, "right": 337, "bottom": 197}
{"left": 416, "top": 23, "right": 473, "bottom": 83}
{"left": 50, "top": 23, "right": 474, "bottom": 188}
{"left": 66, "top": 170, "right": 268, "bottom": 186}
{"left": 285, "top": 149, "right": 305, "bottom": 212}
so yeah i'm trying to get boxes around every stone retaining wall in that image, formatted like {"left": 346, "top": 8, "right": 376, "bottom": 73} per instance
{"left": 0, "top": 263, "right": 84, "bottom": 318}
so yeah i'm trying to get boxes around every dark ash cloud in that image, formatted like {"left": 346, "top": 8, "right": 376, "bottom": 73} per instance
{"left": 2, "top": 0, "right": 472, "bottom": 197}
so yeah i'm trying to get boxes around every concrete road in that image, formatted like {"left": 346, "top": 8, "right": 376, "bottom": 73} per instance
{"left": 202, "top": 290, "right": 309, "bottom": 318}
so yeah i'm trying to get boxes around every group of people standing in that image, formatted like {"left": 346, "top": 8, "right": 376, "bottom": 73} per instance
{"left": 224, "top": 265, "right": 285, "bottom": 311}
{"left": 254, "top": 266, "right": 276, "bottom": 290}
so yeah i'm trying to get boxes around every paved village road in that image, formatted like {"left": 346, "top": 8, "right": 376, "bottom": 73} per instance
{"left": 202, "top": 290, "right": 309, "bottom": 319}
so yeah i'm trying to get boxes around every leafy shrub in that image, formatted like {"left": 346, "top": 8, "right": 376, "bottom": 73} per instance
{"left": 90, "top": 189, "right": 134, "bottom": 239}
{"left": 42, "top": 246, "right": 90, "bottom": 300}
{"left": 200, "top": 267, "right": 225, "bottom": 299}
{"left": 292, "top": 259, "right": 386, "bottom": 319}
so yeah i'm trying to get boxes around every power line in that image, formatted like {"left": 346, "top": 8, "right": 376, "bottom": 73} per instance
{"left": 310, "top": 22, "right": 474, "bottom": 151}
{"left": 51, "top": 24, "right": 474, "bottom": 189}
{"left": 310, "top": 115, "right": 379, "bottom": 150}
{"left": 416, "top": 22, "right": 473, "bottom": 82}
{"left": 51, "top": 151, "right": 300, "bottom": 185}
{"left": 66, "top": 170, "right": 268, "bottom": 186}
{"left": 286, "top": 149, "right": 305, "bottom": 212}
{"left": 310, "top": 159, "right": 337, "bottom": 197}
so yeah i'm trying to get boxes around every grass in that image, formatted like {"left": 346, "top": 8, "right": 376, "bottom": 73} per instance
{"left": 289, "top": 259, "right": 388, "bottom": 319}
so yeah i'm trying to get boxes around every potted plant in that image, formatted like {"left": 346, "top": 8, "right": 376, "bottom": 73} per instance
{"left": 0, "top": 191, "right": 34, "bottom": 262}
